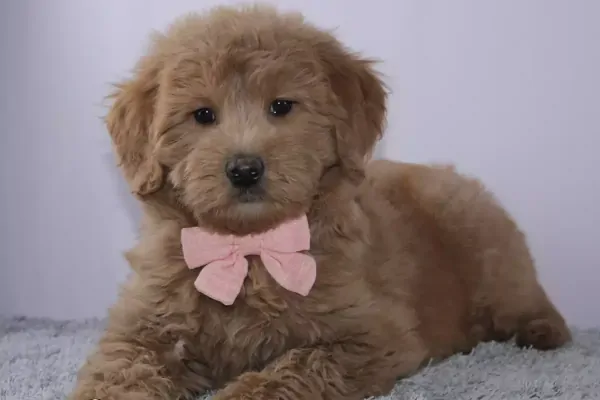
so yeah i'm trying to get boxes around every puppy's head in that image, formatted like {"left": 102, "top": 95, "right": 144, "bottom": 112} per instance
{"left": 106, "top": 5, "right": 387, "bottom": 234}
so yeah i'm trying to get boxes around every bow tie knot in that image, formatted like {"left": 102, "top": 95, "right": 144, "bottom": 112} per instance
{"left": 233, "top": 235, "right": 263, "bottom": 256}
{"left": 181, "top": 215, "right": 317, "bottom": 305}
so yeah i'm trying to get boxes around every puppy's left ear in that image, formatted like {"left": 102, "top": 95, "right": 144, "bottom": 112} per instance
{"left": 319, "top": 42, "right": 388, "bottom": 184}
{"left": 105, "top": 53, "right": 164, "bottom": 196}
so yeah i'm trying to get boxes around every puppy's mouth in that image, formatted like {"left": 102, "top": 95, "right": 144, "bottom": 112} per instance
{"left": 235, "top": 186, "right": 266, "bottom": 203}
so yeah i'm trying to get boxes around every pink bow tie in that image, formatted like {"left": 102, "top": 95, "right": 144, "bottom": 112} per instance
{"left": 181, "top": 215, "right": 317, "bottom": 305}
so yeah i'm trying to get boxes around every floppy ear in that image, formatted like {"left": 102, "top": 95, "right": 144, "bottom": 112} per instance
{"left": 105, "top": 55, "right": 164, "bottom": 196}
{"left": 319, "top": 43, "right": 388, "bottom": 184}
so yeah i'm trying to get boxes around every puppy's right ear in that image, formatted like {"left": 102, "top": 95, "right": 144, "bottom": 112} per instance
{"left": 105, "top": 56, "right": 164, "bottom": 196}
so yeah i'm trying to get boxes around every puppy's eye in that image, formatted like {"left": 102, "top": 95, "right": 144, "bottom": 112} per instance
{"left": 193, "top": 107, "right": 216, "bottom": 125}
{"left": 269, "top": 99, "right": 295, "bottom": 117}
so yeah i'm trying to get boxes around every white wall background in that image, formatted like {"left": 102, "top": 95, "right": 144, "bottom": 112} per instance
{"left": 1, "top": 1, "right": 598, "bottom": 328}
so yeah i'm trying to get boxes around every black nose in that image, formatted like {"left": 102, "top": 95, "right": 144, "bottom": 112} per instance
{"left": 225, "top": 155, "right": 265, "bottom": 188}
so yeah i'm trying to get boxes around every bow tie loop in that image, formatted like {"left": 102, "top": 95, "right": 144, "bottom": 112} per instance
{"left": 260, "top": 216, "right": 312, "bottom": 253}
{"left": 180, "top": 228, "right": 237, "bottom": 268}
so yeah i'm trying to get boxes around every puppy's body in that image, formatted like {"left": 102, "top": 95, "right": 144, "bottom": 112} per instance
{"left": 71, "top": 5, "right": 570, "bottom": 400}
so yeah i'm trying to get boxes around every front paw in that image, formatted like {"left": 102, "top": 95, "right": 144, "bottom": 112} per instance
{"left": 213, "top": 373, "right": 266, "bottom": 400}
{"left": 213, "top": 372, "right": 305, "bottom": 400}
{"left": 68, "top": 386, "right": 155, "bottom": 400}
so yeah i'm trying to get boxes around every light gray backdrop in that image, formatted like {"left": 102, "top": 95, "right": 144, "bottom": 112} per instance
{"left": 1, "top": 0, "right": 598, "bottom": 327}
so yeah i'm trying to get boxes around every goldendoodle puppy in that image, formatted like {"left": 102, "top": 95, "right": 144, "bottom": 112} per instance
{"left": 70, "top": 4, "right": 571, "bottom": 400}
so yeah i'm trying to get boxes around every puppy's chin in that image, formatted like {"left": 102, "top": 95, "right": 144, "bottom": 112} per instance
{"left": 196, "top": 199, "right": 306, "bottom": 236}
{"left": 231, "top": 202, "right": 271, "bottom": 221}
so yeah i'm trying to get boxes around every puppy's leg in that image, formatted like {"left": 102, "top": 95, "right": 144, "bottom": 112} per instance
{"left": 472, "top": 206, "right": 572, "bottom": 350}
{"left": 472, "top": 214, "right": 572, "bottom": 350}
{"left": 409, "top": 163, "right": 571, "bottom": 351}
{"left": 492, "top": 280, "right": 571, "bottom": 350}
{"left": 212, "top": 331, "right": 428, "bottom": 400}
{"left": 69, "top": 317, "right": 211, "bottom": 400}
{"left": 470, "top": 201, "right": 571, "bottom": 350}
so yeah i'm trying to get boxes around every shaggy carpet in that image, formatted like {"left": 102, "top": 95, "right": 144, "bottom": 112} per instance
{"left": 1, "top": 316, "right": 599, "bottom": 400}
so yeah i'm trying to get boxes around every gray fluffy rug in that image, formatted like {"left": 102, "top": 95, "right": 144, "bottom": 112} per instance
{"left": 1, "top": 317, "right": 599, "bottom": 400}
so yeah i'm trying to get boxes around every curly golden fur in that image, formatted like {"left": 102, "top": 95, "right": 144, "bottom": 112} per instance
{"left": 70, "top": 4, "right": 571, "bottom": 400}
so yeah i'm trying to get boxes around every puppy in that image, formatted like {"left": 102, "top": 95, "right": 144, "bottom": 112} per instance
{"left": 70, "top": 4, "right": 571, "bottom": 400}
